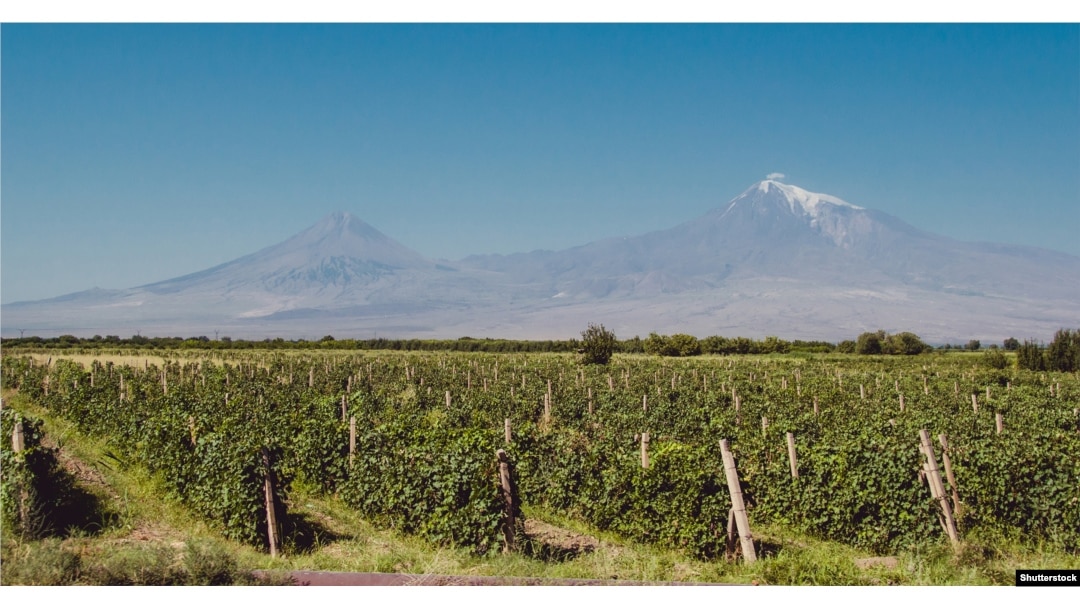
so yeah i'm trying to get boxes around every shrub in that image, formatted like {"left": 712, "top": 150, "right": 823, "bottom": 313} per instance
{"left": 580, "top": 323, "right": 617, "bottom": 365}
{"left": 983, "top": 350, "right": 1008, "bottom": 370}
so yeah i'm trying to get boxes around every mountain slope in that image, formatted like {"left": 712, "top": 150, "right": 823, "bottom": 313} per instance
{"left": 4, "top": 180, "right": 1079, "bottom": 342}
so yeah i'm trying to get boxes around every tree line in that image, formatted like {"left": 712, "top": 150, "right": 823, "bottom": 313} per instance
{"left": 3, "top": 328, "right": 1077, "bottom": 371}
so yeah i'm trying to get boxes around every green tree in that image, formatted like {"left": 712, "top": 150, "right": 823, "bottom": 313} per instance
{"left": 837, "top": 340, "right": 856, "bottom": 354}
{"left": 889, "top": 332, "right": 929, "bottom": 355}
{"left": 761, "top": 336, "right": 791, "bottom": 354}
{"left": 966, "top": 339, "right": 981, "bottom": 351}
{"left": 856, "top": 331, "right": 884, "bottom": 355}
{"left": 1017, "top": 339, "right": 1046, "bottom": 371}
{"left": 1003, "top": 337, "right": 1020, "bottom": 351}
{"left": 668, "top": 334, "right": 702, "bottom": 357}
{"left": 1046, "top": 328, "right": 1080, "bottom": 372}
{"left": 580, "top": 323, "right": 617, "bottom": 365}
{"left": 643, "top": 332, "right": 671, "bottom": 356}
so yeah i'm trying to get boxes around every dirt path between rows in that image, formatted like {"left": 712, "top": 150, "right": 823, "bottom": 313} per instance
{"left": 253, "top": 570, "right": 729, "bottom": 586}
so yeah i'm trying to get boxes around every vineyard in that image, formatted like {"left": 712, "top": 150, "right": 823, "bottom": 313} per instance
{"left": 2, "top": 350, "right": 1078, "bottom": 578}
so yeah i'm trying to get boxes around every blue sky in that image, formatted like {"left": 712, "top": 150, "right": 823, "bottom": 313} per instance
{"left": 2, "top": 23, "right": 1078, "bottom": 303}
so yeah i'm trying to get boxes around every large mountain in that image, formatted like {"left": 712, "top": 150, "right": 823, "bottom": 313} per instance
{"left": 4, "top": 180, "right": 1079, "bottom": 342}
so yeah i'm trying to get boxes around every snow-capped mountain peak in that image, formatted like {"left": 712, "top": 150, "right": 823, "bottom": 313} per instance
{"left": 755, "top": 180, "right": 862, "bottom": 216}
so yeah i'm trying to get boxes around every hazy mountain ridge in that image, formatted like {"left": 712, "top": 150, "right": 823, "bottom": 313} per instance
{"left": 4, "top": 180, "right": 1079, "bottom": 342}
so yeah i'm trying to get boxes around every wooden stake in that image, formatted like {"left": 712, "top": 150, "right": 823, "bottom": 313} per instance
{"left": 725, "top": 508, "right": 738, "bottom": 560}
{"left": 971, "top": 394, "right": 978, "bottom": 414}
{"left": 995, "top": 412, "right": 1003, "bottom": 435}
{"left": 813, "top": 396, "right": 819, "bottom": 416}
{"left": 496, "top": 449, "right": 515, "bottom": 553}
{"left": 938, "top": 434, "right": 960, "bottom": 511}
{"left": 349, "top": 416, "right": 357, "bottom": 468}
{"left": 446, "top": 390, "right": 452, "bottom": 409}
{"left": 504, "top": 418, "right": 512, "bottom": 444}
{"left": 262, "top": 448, "right": 281, "bottom": 557}
{"left": 587, "top": 387, "right": 593, "bottom": 415}
{"left": 341, "top": 394, "right": 347, "bottom": 422}
{"left": 12, "top": 420, "right": 25, "bottom": 452}
{"left": 918, "top": 430, "right": 959, "bottom": 549}
{"left": 786, "top": 432, "right": 799, "bottom": 479}
{"left": 719, "top": 439, "right": 756, "bottom": 563}
{"left": 643, "top": 394, "right": 648, "bottom": 413}
{"left": 640, "top": 432, "right": 650, "bottom": 469}
{"left": 899, "top": 393, "right": 905, "bottom": 412}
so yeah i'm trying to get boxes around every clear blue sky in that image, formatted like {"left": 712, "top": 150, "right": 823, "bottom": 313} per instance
{"left": 2, "top": 23, "right": 1078, "bottom": 303}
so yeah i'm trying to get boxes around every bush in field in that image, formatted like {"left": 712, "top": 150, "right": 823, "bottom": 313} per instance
{"left": 580, "top": 323, "right": 617, "bottom": 365}
{"left": 983, "top": 349, "right": 1008, "bottom": 370}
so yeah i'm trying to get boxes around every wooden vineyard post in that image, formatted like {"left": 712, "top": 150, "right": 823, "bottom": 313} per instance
{"left": 641, "top": 432, "right": 650, "bottom": 469}
{"left": 642, "top": 394, "right": 648, "bottom": 413}
{"left": 995, "top": 413, "right": 1003, "bottom": 435}
{"left": 899, "top": 393, "right": 905, "bottom": 412}
{"left": 446, "top": 390, "right": 452, "bottom": 409}
{"left": 971, "top": 394, "right": 978, "bottom": 414}
{"left": 262, "top": 448, "right": 282, "bottom": 557}
{"left": 918, "top": 430, "right": 959, "bottom": 549}
{"left": 544, "top": 393, "right": 551, "bottom": 423}
{"left": 349, "top": 416, "right": 357, "bottom": 469}
{"left": 12, "top": 419, "right": 25, "bottom": 452}
{"left": 587, "top": 387, "right": 593, "bottom": 416}
{"left": 341, "top": 394, "right": 347, "bottom": 422}
{"left": 938, "top": 434, "right": 961, "bottom": 512}
{"left": 12, "top": 419, "right": 29, "bottom": 528}
{"left": 719, "top": 439, "right": 757, "bottom": 563}
{"left": 496, "top": 449, "right": 515, "bottom": 553}
{"left": 860, "top": 384, "right": 865, "bottom": 400}
{"left": 504, "top": 418, "right": 512, "bottom": 444}
{"left": 786, "top": 432, "right": 799, "bottom": 479}
{"left": 813, "top": 396, "right": 819, "bottom": 416}
{"left": 725, "top": 508, "right": 738, "bottom": 560}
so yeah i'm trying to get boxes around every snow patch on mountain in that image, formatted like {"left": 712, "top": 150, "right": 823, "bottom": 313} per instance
{"left": 757, "top": 180, "right": 862, "bottom": 216}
